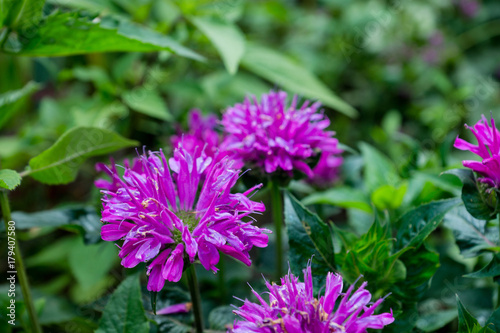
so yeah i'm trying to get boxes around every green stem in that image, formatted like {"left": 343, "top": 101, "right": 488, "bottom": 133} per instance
{"left": 186, "top": 265, "right": 203, "bottom": 333}
{"left": 1, "top": 191, "right": 42, "bottom": 333}
{"left": 270, "top": 181, "right": 283, "bottom": 279}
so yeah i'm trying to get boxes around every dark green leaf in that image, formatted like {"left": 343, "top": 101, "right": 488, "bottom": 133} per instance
{"left": 359, "top": 143, "right": 399, "bottom": 193}
{"left": 1, "top": 0, "right": 45, "bottom": 30}
{"left": 96, "top": 274, "right": 150, "bottom": 333}
{"left": 486, "top": 306, "right": 500, "bottom": 333}
{"left": 457, "top": 296, "right": 495, "bottom": 333}
{"left": 208, "top": 306, "right": 234, "bottom": 330}
{"left": 443, "top": 205, "right": 497, "bottom": 258}
{"left": 284, "top": 191, "right": 335, "bottom": 290}
{"left": 396, "top": 198, "right": 461, "bottom": 250}
{"left": 122, "top": 88, "right": 172, "bottom": 121}
{"left": 0, "top": 169, "right": 21, "bottom": 190}
{"left": 26, "top": 126, "right": 138, "bottom": 185}
{"left": 191, "top": 16, "right": 245, "bottom": 75}
{"left": 0, "top": 81, "right": 40, "bottom": 129}
{"left": 9, "top": 12, "right": 203, "bottom": 60}
{"left": 416, "top": 309, "right": 458, "bottom": 332}
{"left": 302, "top": 186, "right": 372, "bottom": 213}
{"left": 241, "top": 43, "right": 357, "bottom": 117}
{"left": 465, "top": 253, "right": 500, "bottom": 279}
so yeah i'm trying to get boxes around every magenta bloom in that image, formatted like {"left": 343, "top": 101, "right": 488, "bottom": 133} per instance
{"left": 230, "top": 264, "right": 394, "bottom": 333}
{"left": 309, "top": 151, "right": 343, "bottom": 187}
{"left": 220, "top": 90, "right": 342, "bottom": 178}
{"left": 454, "top": 115, "right": 500, "bottom": 188}
{"left": 97, "top": 147, "right": 269, "bottom": 291}
{"left": 171, "top": 109, "right": 220, "bottom": 158}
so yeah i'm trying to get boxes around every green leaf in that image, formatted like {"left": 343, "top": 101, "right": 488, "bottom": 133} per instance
{"left": 191, "top": 16, "right": 245, "bottom": 75}
{"left": 465, "top": 253, "right": 500, "bottom": 280}
{"left": 359, "top": 143, "right": 399, "bottom": 193}
{"left": 122, "top": 88, "right": 172, "bottom": 121}
{"left": 2, "top": 0, "right": 45, "bottom": 30}
{"left": 371, "top": 183, "right": 407, "bottom": 210}
{"left": 0, "top": 81, "right": 40, "bottom": 129}
{"left": 443, "top": 205, "right": 497, "bottom": 258}
{"left": 486, "top": 306, "right": 500, "bottom": 333}
{"left": 457, "top": 296, "right": 495, "bottom": 333}
{"left": 396, "top": 198, "right": 461, "bottom": 250}
{"left": 0, "top": 169, "right": 21, "bottom": 190}
{"left": 9, "top": 12, "right": 203, "bottom": 60}
{"left": 96, "top": 274, "right": 150, "bottom": 333}
{"left": 241, "top": 43, "right": 357, "bottom": 117}
{"left": 284, "top": 191, "right": 335, "bottom": 291}
{"left": 302, "top": 186, "right": 372, "bottom": 213}
{"left": 208, "top": 306, "right": 234, "bottom": 330}
{"left": 416, "top": 309, "right": 458, "bottom": 332}
{"left": 25, "top": 127, "right": 138, "bottom": 185}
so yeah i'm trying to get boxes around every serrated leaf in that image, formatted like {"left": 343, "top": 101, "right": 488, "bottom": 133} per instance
{"left": 25, "top": 127, "right": 138, "bottom": 185}
{"left": 465, "top": 253, "right": 500, "bottom": 279}
{"left": 396, "top": 198, "right": 461, "bottom": 250}
{"left": 359, "top": 143, "right": 399, "bottom": 193}
{"left": 122, "top": 88, "right": 172, "bottom": 121}
{"left": 96, "top": 274, "right": 149, "bottom": 333}
{"left": 302, "top": 186, "right": 372, "bottom": 213}
{"left": 208, "top": 306, "right": 234, "bottom": 330}
{"left": 457, "top": 296, "right": 495, "bottom": 333}
{"left": 486, "top": 306, "right": 500, "bottom": 333}
{"left": 241, "top": 43, "right": 357, "bottom": 117}
{"left": 443, "top": 205, "right": 497, "bottom": 258}
{"left": 0, "top": 169, "right": 21, "bottom": 190}
{"left": 0, "top": 81, "right": 40, "bottom": 129}
{"left": 8, "top": 11, "right": 203, "bottom": 60}
{"left": 191, "top": 16, "right": 245, "bottom": 75}
{"left": 284, "top": 191, "right": 335, "bottom": 291}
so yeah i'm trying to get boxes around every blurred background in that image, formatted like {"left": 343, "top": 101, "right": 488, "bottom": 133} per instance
{"left": 1, "top": 0, "right": 500, "bottom": 332}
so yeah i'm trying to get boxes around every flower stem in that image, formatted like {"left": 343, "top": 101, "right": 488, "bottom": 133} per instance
{"left": 186, "top": 265, "right": 204, "bottom": 333}
{"left": 270, "top": 181, "right": 284, "bottom": 279}
{"left": 1, "top": 190, "right": 42, "bottom": 333}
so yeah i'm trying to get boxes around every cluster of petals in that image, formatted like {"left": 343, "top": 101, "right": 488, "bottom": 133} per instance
{"left": 220, "top": 90, "right": 342, "bottom": 178}
{"left": 97, "top": 146, "right": 269, "bottom": 291}
{"left": 454, "top": 115, "right": 500, "bottom": 188}
{"left": 230, "top": 264, "right": 394, "bottom": 333}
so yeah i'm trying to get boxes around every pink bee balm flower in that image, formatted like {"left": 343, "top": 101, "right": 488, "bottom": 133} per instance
{"left": 310, "top": 151, "right": 343, "bottom": 187}
{"left": 220, "top": 90, "right": 341, "bottom": 178}
{"left": 454, "top": 115, "right": 500, "bottom": 188}
{"left": 171, "top": 109, "right": 221, "bottom": 159}
{"left": 229, "top": 264, "right": 394, "bottom": 333}
{"left": 97, "top": 147, "right": 269, "bottom": 291}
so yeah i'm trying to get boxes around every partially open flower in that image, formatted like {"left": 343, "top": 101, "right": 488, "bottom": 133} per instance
{"left": 97, "top": 147, "right": 269, "bottom": 291}
{"left": 220, "top": 90, "right": 342, "bottom": 179}
{"left": 229, "top": 263, "right": 394, "bottom": 333}
{"left": 454, "top": 115, "right": 500, "bottom": 188}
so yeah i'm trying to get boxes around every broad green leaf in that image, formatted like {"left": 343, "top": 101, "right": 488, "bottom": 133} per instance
{"left": 416, "top": 309, "right": 457, "bottom": 332}
{"left": 25, "top": 127, "right": 138, "bottom": 185}
{"left": 465, "top": 253, "right": 500, "bottom": 280}
{"left": 96, "top": 274, "right": 150, "bottom": 333}
{"left": 457, "top": 296, "right": 495, "bottom": 333}
{"left": 208, "top": 306, "right": 234, "bottom": 330}
{"left": 371, "top": 183, "right": 407, "bottom": 210}
{"left": 284, "top": 191, "right": 335, "bottom": 291}
{"left": 359, "top": 143, "right": 399, "bottom": 193}
{"left": 486, "top": 306, "right": 500, "bottom": 333}
{"left": 302, "top": 186, "right": 372, "bottom": 213}
{"left": 45, "top": 0, "right": 119, "bottom": 13}
{"left": 9, "top": 12, "right": 203, "bottom": 60}
{"left": 0, "top": 169, "right": 21, "bottom": 190}
{"left": 241, "top": 43, "right": 357, "bottom": 117}
{"left": 396, "top": 198, "right": 461, "bottom": 250}
{"left": 122, "top": 88, "right": 172, "bottom": 121}
{"left": 191, "top": 16, "right": 245, "bottom": 75}
{"left": 443, "top": 205, "right": 497, "bottom": 258}
{"left": 0, "top": 81, "right": 40, "bottom": 129}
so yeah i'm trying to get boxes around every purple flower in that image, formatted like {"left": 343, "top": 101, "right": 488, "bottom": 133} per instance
{"left": 171, "top": 109, "right": 221, "bottom": 159}
{"left": 229, "top": 264, "right": 394, "bottom": 333}
{"left": 157, "top": 302, "right": 192, "bottom": 315}
{"left": 220, "top": 90, "right": 341, "bottom": 178}
{"left": 97, "top": 147, "right": 269, "bottom": 291}
{"left": 454, "top": 115, "right": 500, "bottom": 188}
{"left": 309, "top": 151, "right": 343, "bottom": 187}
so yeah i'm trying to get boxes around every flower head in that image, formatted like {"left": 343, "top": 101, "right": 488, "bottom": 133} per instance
{"left": 97, "top": 147, "right": 269, "bottom": 291}
{"left": 220, "top": 90, "right": 341, "bottom": 178}
{"left": 454, "top": 115, "right": 500, "bottom": 188}
{"left": 309, "top": 151, "right": 343, "bottom": 187}
{"left": 229, "top": 264, "right": 394, "bottom": 333}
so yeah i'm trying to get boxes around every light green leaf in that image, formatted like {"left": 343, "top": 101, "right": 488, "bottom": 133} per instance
{"left": 9, "top": 11, "right": 203, "bottom": 60}
{"left": 302, "top": 186, "right": 372, "bottom": 213}
{"left": 191, "top": 16, "right": 245, "bottom": 75}
{"left": 0, "top": 81, "right": 40, "bottom": 129}
{"left": 371, "top": 183, "right": 407, "bottom": 210}
{"left": 122, "top": 87, "right": 172, "bottom": 121}
{"left": 359, "top": 142, "right": 399, "bottom": 193}
{"left": 25, "top": 127, "right": 138, "bottom": 185}
{"left": 0, "top": 169, "right": 21, "bottom": 190}
{"left": 241, "top": 43, "right": 357, "bottom": 117}
{"left": 96, "top": 274, "right": 150, "bottom": 333}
